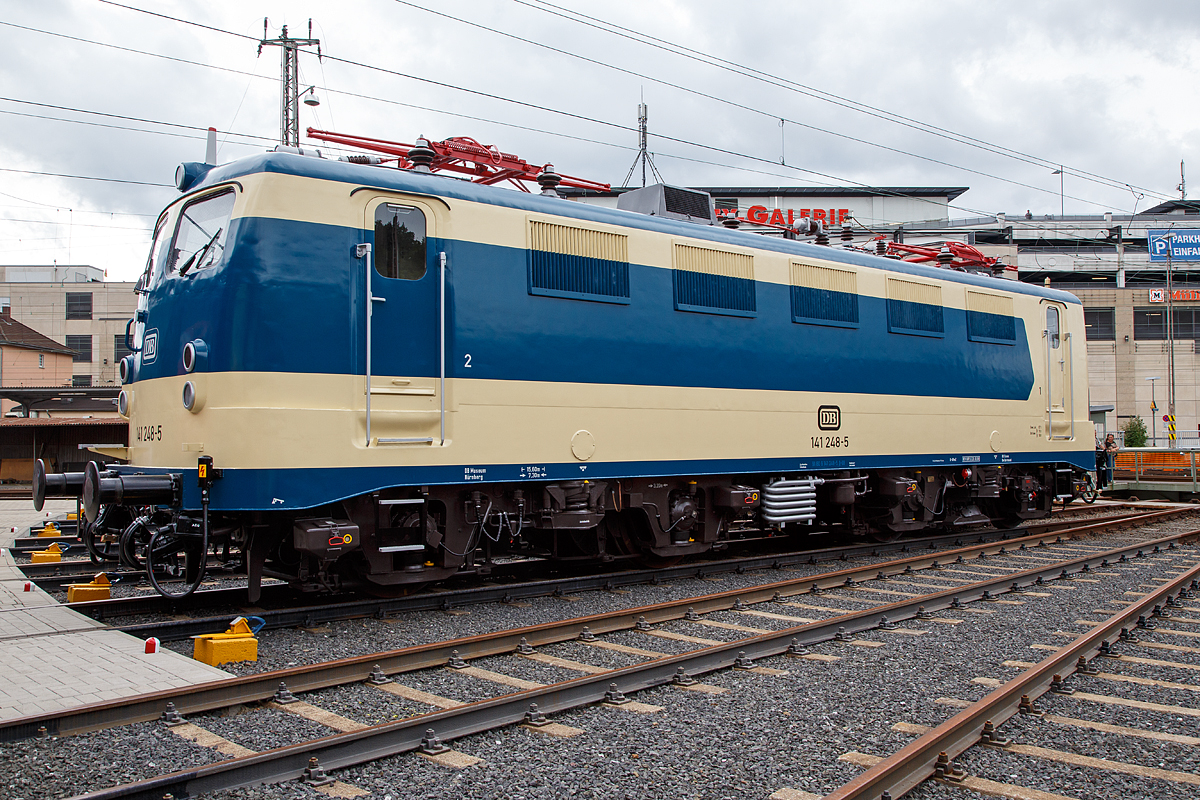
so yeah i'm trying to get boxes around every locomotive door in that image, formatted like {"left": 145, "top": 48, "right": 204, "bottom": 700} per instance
{"left": 360, "top": 197, "right": 444, "bottom": 446}
{"left": 1044, "top": 302, "right": 1074, "bottom": 440}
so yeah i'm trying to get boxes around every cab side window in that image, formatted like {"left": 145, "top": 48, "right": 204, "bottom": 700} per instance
{"left": 1046, "top": 306, "right": 1061, "bottom": 349}
{"left": 374, "top": 204, "right": 427, "bottom": 280}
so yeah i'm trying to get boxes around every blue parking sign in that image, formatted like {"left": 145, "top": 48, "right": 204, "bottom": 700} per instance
{"left": 1148, "top": 229, "right": 1200, "bottom": 261}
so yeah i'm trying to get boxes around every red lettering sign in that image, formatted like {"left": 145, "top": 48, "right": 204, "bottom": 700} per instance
{"left": 736, "top": 206, "right": 854, "bottom": 228}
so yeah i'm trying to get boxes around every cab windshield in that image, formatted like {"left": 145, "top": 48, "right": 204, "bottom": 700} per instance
{"left": 167, "top": 190, "right": 235, "bottom": 277}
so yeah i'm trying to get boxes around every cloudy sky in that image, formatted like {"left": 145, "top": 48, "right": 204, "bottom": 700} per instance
{"left": 2, "top": 0, "right": 1199, "bottom": 281}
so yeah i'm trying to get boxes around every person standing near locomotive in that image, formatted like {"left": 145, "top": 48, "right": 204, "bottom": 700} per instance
{"left": 1102, "top": 433, "right": 1119, "bottom": 488}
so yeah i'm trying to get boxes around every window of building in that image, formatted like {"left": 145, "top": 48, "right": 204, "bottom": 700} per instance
{"left": 1172, "top": 307, "right": 1200, "bottom": 340}
{"left": 672, "top": 243, "right": 756, "bottom": 317}
{"left": 527, "top": 220, "right": 630, "bottom": 303}
{"left": 72, "top": 374, "right": 92, "bottom": 387}
{"left": 790, "top": 262, "right": 858, "bottom": 327}
{"left": 1133, "top": 307, "right": 1167, "bottom": 340}
{"left": 66, "top": 334, "right": 92, "bottom": 363}
{"left": 1084, "top": 307, "right": 1116, "bottom": 341}
{"left": 886, "top": 278, "right": 943, "bottom": 337}
{"left": 114, "top": 334, "right": 132, "bottom": 362}
{"left": 38, "top": 353, "right": 44, "bottom": 369}
{"left": 374, "top": 204, "right": 427, "bottom": 280}
{"left": 65, "top": 292, "right": 93, "bottom": 320}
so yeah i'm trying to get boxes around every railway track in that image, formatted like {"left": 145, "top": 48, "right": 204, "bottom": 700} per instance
{"left": 825, "top": 564, "right": 1200, "bottom": 799}
{"left": 3, "top": 521, "right": 1193, "bottom": 800}
{"left": 58, "top": 533, "right": 1200, "bottom": 799}
{"left": 5, "top": 511, "right": 1170, "bottom": 741}
{"left": 26, "top": 506, "right": 1186, "bottom": 645}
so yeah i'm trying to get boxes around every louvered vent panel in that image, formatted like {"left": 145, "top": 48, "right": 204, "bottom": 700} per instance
{"left": 663, "top": 186, "right": 713, "bottom": 220}
{"left": 887, "top": 277, "right": 944, "bottom": 335}
{"left": 966, "top": 291, "right": 1013, "bottom": 317}
{"left": 966, "top": 290, "right": 1016, "bottom": 343}
{"left": 528, "top": 221, "right": 630, "bottom": 302}
{"left": 790, "top": 262, "right": 859, "bottom": 326}
{"left": 672, "top": 243, "right": 755, "bottom": 315}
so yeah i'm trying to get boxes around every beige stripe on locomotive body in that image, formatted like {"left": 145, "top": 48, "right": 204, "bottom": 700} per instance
{"left": 125, "top": 171, "right": 1089, "bottom": 471}
{"left": 226, "top": 171, "right": 1070, "bottom": 315}
{"left": 125, "top": 372, "right": 1085, "bottom": 472}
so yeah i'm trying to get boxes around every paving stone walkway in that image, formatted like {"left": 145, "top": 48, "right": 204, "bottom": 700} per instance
{"left": 0, "top": 499, "right": 230, "bottom": 722}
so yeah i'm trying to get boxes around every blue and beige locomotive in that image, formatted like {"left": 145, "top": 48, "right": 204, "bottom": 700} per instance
{"left": 34, "top": 138, "right": 1094, "bottom": 598}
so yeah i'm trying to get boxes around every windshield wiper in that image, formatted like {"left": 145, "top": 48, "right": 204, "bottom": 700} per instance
{"left": 178, "top": 227, "right": 222, "bottom": 276}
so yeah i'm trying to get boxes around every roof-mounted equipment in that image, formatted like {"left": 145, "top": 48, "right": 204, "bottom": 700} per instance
{"left": 305, "top": 128, "right": 610, "bottom": 194}
{"left": 616, "top": 184, "right": 717, "bottom": 225}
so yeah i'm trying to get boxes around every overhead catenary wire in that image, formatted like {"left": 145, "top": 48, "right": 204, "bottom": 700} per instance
{"left": 0, "top": 167, "right": 171, "bottom": 187}
{"left": 385, "top": 0, "right": 1118, "bottom": 211}
{"left": 0, "top": 19, "right": 959, "bottom": 221}
{"left": 79, "top": 3, "right": 1152, "bottom": 216}
{"left": 23, "top": 10, "right": 1033, "bottom": 221}
{"left": 4, "top": 6, "right": 1168, "bottom": 234}
{"left": 518, "top": 0, "right": 1175, "bottom": 204}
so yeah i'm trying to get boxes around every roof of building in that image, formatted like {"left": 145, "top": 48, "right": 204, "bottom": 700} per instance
{"left": 0, "top": 315, "right": 75, "bottom": 356}
{"left": 1138, "top": 199, "right": 1200, "bottom": 216}
{"left": 559, "top": 185, "right": 971, "bottom": 201}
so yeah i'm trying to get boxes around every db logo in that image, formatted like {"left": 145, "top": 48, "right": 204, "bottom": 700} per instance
{"left": 142, "top": 329, "right": 159, "bottom": 364}
{"left": 818, "top": 405, "right": 841, "bottom": 431}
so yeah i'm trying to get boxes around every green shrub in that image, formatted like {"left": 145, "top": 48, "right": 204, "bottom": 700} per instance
{"left": 1122, "top": 416, "right": 1148, "bottom": 448}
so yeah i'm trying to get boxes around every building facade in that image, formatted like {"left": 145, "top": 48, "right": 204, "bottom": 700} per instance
{"left": 563, "top": 186, "right": 966, "bottom": 228}
{"left": 0, "top": 266, "right": 137, "bottom": 388}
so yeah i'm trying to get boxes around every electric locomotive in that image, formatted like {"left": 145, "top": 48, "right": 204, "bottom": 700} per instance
{"left": 34, "top": 133, "right": 1095, "bottom": 599}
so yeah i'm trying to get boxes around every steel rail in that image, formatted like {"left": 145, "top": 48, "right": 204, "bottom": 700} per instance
{"left": 68, "top": 507, "right": 1191, "bottom": 640}
{"left": 67, "top": 531, "right": 1200, "bottom": 800}
{"left": 6, "top": 522, "right": 1186, "bottom": 743}
{"left": 50, "top": 531, "right": 1200, "bottom": 797}
{"left": 822, "top": 556, "right": 1200, "bottom": 800}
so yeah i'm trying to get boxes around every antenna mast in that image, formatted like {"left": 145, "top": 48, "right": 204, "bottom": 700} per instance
{"left": 623, "top": 102, "right": 664, "bottom": 188}
{"left": 258, "top": 19, "right": 321, "bottom": 147}
{"left": 1180, "top": 159, "right": 1187, "bottom": 200}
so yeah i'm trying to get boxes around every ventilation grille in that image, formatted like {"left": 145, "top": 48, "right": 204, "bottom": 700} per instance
{"left": 672, "top": 243, "right": 755, "bottom": 316}
{"left": 791, "top": 262, "right": 858, "bottom": 326}
{"left": 663, "top": 186, "right": 713, "bottom": 219}
{"left": 528, "top": 221, "right": 630, "bottom": 303}
{"left": 966, "top": 290, "right": 1016, "bottom": 343}
{"left": 887, "top": 277, "right": 943, "bottom": 336}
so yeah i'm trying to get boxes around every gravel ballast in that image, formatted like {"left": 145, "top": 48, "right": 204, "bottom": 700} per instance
{"left": 5, "top": 513, "right": 1198, "bottom": 800}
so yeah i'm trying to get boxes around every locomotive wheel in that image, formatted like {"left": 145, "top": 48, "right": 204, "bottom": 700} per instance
{"left": 601, "top": 510, "right": 684, "bottom": 568}
{"left": 866, "top": 528, "right": 903, "bottom": 543}
{"left": 146, "top": 529, "right": 207, "bottom": 599}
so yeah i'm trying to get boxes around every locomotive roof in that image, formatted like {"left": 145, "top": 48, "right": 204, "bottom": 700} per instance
{"left": 195, "top": 152, "right": 1081, "bottom": 306}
